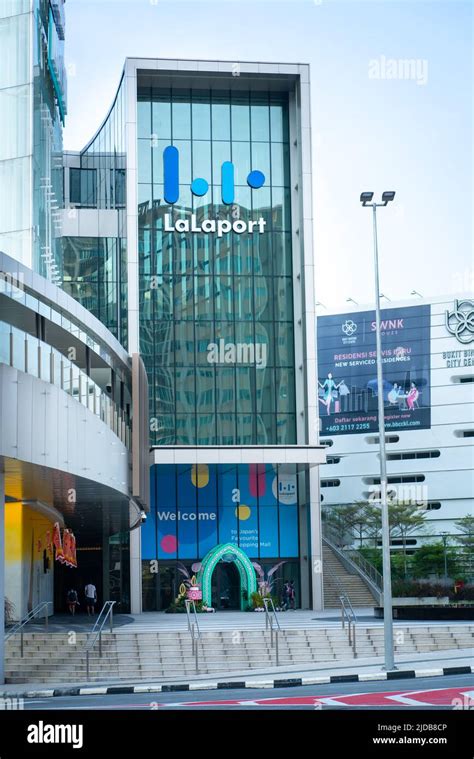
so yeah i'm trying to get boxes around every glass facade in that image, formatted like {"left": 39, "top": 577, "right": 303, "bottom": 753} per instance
{"left": 0, "top": 1, "right": 33, "bottom": 267}
{"left": 137, "top": 87, "right": 296, "bottom": 445}
{"left": 0, "top": 0, "right": 65, "bottom": 279}
{"left": 62, "top": 75, "right": 128, "bottom": 347}
{"left": 79, "top": 76, "right": 127, "bottom": 210}
{"left": 62, "top": 236, "right": 128, "bottom": 344}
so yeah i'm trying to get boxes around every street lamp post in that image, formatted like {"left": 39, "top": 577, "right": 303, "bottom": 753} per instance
{"left": 360, "top": 190, "right": 396, "bottom": 671}
{"left": 441, "top": 533, "right": 449, "bottom": 581}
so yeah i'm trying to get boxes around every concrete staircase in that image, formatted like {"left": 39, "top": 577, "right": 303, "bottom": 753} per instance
{"left": 323, "top": 543, "right": 377, "bottom": 608}
{"left": 5, "top": 624, "right": 473, "bottom": 684}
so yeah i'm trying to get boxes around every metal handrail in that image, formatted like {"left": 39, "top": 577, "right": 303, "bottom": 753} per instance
{"left": 323, "top": 530, "right": 383, "bottom": 604}
{"left": 4, "top": 601, "right": 53, "bottom": 657}
{"left": 184, "top": 599, "right": 201, "bottom": 674}
{"left": 85, "top": 601, "right": 115, "bottom": 680}
{"left": 340, "top": 595, "right": 357, "bottom": 658}
{"left": 263, "top": 597, "right": 281, "bottom": 666}
{"left": 323, "top": 523, "right": 384, "bottom": 588}
{"left": 323, "top": 562, "right": 357, "bottom": 657}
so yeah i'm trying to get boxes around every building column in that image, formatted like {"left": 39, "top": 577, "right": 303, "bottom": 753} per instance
{"left": 124, "top": 62, "right": 142, "bottom": 616}
{"left": 309, "top": 466, "right": 324, "bottom": 610}
{"left": 0, "top": 472, "right": 5, "bottom": 685}
{"left": 130, "top": 527, "right": 142, "bottom": 614}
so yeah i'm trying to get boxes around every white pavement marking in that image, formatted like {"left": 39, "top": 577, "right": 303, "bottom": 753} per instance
{"left": 386, "top": 694, "right": 434, "bottom": 705}
{"left": 301, "top": 676, "right": 331, "bottom": 685}
{"left": 133, "top": 685, "right": 163, "bottom": 693}
{"left": 79, "top": 687, "right": 108, "bottom": 695}
{"left": 315, "top": 697, "right": 351, "bottom": 707}
{"left": 359, "top": 672, "right": 387, "bottom": 681}
{"left": 245, "top": 681, "right": 274, "bottom": 688}
{"left": 189, "top": 682, "right": 219, "bottom": 690}
{"left": 415, "top": 669, "right": 444, "bottom": 678}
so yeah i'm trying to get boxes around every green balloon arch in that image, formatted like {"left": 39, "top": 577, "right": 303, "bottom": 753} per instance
{"left": 197, "top": 543, "right": 258, "bottom": 610}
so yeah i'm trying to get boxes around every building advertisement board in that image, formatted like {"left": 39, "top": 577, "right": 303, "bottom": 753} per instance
{"left": 317, "top": 305, "right": 431, "bottom": 435}
{"left": 142, "top": 464, "right": 299, "bottom": 561}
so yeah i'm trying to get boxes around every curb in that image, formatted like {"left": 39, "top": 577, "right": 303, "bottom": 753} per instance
{"left": 2, "top": 665, "right": 473, "bottom": 700}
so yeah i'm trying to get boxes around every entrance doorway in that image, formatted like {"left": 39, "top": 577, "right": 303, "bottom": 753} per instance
{"left": 211, "top": 562, "right": 241, "bottom": 610}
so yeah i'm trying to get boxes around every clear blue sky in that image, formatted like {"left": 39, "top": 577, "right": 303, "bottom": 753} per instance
{"left": 63, "top": 0, "right": 473, "bottom": 310}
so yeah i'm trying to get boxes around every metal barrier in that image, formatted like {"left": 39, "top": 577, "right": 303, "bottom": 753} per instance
{"left": 263, "top": 597, "right": 281, "bottom": 666}
{"left": 340, "top": 595, "right": 357, "bottom": 658}
{"left": 85, "top": 601, "right": 115, "bottom": 680}
{"left": 4, "top": 601, "right": 53, "bottom": 657}
{"left": 324, "top": 563, "right": 358, "bottom": 657}
{"left": 185, "top": 599, "right": 202, "bottom": 674}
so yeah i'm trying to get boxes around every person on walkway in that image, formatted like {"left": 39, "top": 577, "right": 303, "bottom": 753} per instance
{"left": 84, "top": 582, "right": 97, "bottom": 616}
{"left": 288, "top": 580, "right": 296, "bottom": 610}
{"left": 282, "top": 580, "right": 291, "bottom": 610}
{"left": 67, "top": 588, "right": 79, "bottom": 616}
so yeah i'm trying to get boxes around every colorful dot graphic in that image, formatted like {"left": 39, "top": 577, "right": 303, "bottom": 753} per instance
{"left": 247, "top": 170, "right": 265, "bottom": 189}
{"left": 235, "top": 504, "right": 251, "bottom": 520}
{"left": 160, "top": 535, "right": 178, "bottom": 554}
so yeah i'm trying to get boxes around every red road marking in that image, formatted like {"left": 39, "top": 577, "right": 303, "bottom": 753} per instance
{"left": 170, "top": 686, "right": 474, "bottom": 708}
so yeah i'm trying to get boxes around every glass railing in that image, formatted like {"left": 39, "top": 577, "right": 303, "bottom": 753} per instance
{"left": 0, "top": 320, "right": 130, "bottom": 449}
{"left": 0, "top": 275, "right": 117, "bottom": 368}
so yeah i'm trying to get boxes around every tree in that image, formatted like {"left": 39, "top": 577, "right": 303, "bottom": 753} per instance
{"left": 323, "top": 501, "right": 382, "bottom": 548}
{"left": 352, "top": 501, "right": 380, "bottom": 548}
{"left": 322, "top": 504, "right": 362, "bottom": 546}
{"left": 411, "top": 542, "right": 461, "bottom": 580}
{"left": 389, "top": 502, "right": 427, "bottom": 578}
{"left": 454, "top": 516, "right": 474, "bottom": 581}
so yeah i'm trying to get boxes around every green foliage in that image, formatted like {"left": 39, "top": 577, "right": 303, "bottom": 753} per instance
{"left": 391, "top": 579, "right": 474, "bottom": 602}
{"left": 250, "top": 591, "right": 264, "bottom": 608}
{"left": 410, "top": 542, "right": 461, "bottom": 580}
{"left": 324, "top": 500, "right": 429, "bottom": 561}
{"left": 391, "top": 580, "right": 450, "bottom": 598}
{"left": 359, "top": 547, "right": 383, "bottom": 573}
{"left": 358, "top": 547, "right": 410, "bottom": 580}
{"left": 454, "top": 516, "right": 474, "bottom": 580}
{"left": 165, "top": 596, "right": 206, "bottom": 613}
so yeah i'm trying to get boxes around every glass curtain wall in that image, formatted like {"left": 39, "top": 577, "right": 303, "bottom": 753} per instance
{"left": 137, "top": 86, "right": 295, "bottom": 445}
{"left": 62, "top": 236, "right": 127, "bottom": 342}
{"left": 0, "top": 1, "right": 33, "bottom": 267}
{"left": 33, "top": 0, "right": 65, "bottom": 282}
{"left": 64, "top": 75, "right": 128, "bottom": 348}
{"left": 0, "top": 0, "right": 65, "bottom": 278}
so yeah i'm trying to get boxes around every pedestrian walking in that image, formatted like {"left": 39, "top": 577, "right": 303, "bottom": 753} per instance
{"left": 288, "top": 580, "right": 296, "bottom": 610}
{"left": 84, "top": 582, "right": 97, "bottom": 616}
{"left": 282, "top": 580, "right": 291, "bottom": 611}
{"left": 67, "top": 588, "right": 79, "bottom": 616}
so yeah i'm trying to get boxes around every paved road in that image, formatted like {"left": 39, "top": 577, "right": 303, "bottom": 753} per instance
{"left": 20, "top": 674, "right": 474, "bottom": 710}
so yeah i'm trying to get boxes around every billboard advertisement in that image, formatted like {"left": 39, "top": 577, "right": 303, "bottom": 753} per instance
{"left": 142, "top": 464, "right": 299, "bottom": 561}
{"left": 317, "top": 305, "right": 431, "bottom": 435}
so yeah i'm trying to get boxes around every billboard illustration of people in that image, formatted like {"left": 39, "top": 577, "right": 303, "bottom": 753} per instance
{"left": 317, "top": 305, "right": 431, "bottom": 435}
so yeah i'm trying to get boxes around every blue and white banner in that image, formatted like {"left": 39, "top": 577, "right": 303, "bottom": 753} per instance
{"left": 317, "top": 305, "right": 431, "bottom": 435}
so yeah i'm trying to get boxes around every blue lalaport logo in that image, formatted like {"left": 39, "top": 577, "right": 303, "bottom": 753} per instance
{"left": 163, "top": 145, "right": 266, "bottom": 205}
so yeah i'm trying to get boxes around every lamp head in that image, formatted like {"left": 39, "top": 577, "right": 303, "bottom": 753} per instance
{"left": 360, "top": 192, "right": 374, "bottom": 205}
{"left": 382, "top": 191, "right": 396, "bottom": 204}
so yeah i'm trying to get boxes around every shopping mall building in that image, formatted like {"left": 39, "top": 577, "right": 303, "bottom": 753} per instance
{"left": 0, "top": 0, "right": 148, "bottom": 684}
{"left": 59, "top": 57, "right": 326, "bottom": 612}
{"left": 317, "top": 296, "right": 474, "bottom": 549}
